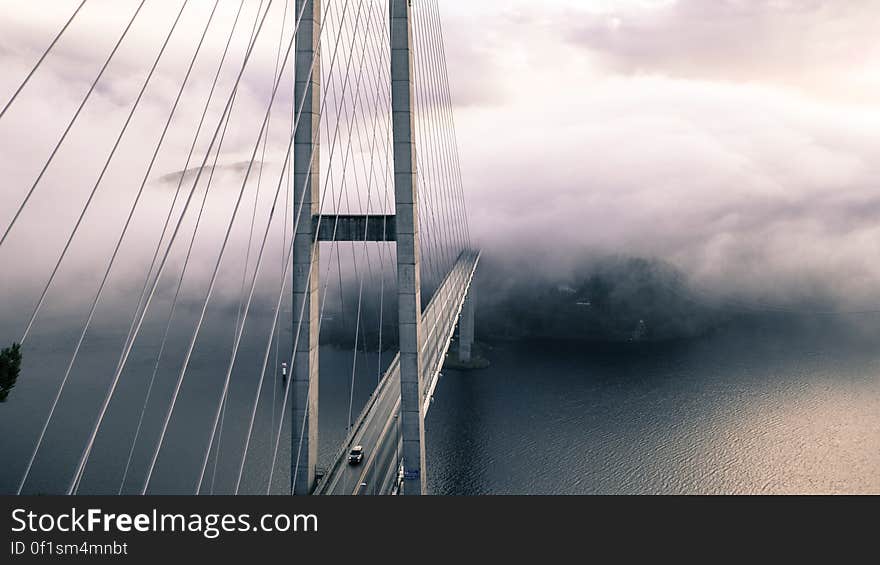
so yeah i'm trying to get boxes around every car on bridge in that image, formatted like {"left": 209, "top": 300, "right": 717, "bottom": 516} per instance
{"left": 348, "top": 445, "right": 364, "bottom": 465}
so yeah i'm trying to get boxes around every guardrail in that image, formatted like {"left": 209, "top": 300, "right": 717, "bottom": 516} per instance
{"left": 313, "top": 251, "right": 480, "bottom": 495}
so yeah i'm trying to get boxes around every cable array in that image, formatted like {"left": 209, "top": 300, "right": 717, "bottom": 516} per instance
{"left": 1, "top": 0, "right": 472, "bottom": 495}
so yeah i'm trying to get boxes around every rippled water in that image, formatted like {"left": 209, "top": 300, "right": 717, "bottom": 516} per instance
{"left": 3, "top": 316, "right": 878, "bottom": 494}
{"left": 0, "top": 312, "right": 386, "bottom": 495}
{"left": 426, "top": 323, "right": 880, "bottom": 494}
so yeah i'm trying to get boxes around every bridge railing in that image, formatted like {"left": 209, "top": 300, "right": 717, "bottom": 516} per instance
{"left": 421, "top": 251, "right": 481, "bottom": 413}
{"left": 313, "top": 249, "right": 480, "bottom": 494}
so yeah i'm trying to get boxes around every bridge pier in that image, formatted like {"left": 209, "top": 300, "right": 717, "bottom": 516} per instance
{"left": 291, "top": 0, "right": 321, "bottom": 496}
{"left": 459, "top": 287, "right": 474, "bottom": 363}
{"left": 391, "top": 0, "right": 426, "bottom": 495}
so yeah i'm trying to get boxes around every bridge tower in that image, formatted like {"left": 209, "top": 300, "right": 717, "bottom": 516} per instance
{"left": 290, "top": 0, "right": 429, "bottom": 496}
{"left": 459, "top": 288, "right": 475, "bottom": 363}
{"left": 391, "top": 0, "right": 427, "bottom": 495}
{"left": 291, "top": 0, "right": 321, "bottom": 495}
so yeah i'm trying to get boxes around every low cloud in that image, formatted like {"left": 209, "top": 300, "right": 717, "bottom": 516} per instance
{"left": 461, "top": 73, "right": 880, "bottom": 307}
{"left": 435, "top": 1, "right": 880, "bottom": 311}
{"left": 563, "top": 0, "right": 880, "bottom": 103}
{"left": 3, "top": 0, "right": 880, "bottom": 338}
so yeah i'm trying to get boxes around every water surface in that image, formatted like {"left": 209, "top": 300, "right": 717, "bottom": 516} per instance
{"left": 2, "top": 317, "right": 878, "bottom": 494}
{"left": 426, "top": 323, "right": 880, "bottom": 494}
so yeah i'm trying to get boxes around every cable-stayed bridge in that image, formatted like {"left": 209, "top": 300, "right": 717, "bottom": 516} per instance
{"left": 0, "top": 0, "right": 477, "bottom": 496}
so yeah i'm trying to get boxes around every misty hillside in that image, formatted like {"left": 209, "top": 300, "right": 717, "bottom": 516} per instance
{"left": 475, "top": 255, "right": 727, "bottom": 343}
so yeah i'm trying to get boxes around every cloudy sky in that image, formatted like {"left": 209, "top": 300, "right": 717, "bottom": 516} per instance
{"left": 442, "top": 0, "right": 880, "bottom": 306}
{"left": 2, "top": 0, "right": 880, "bottom": 323}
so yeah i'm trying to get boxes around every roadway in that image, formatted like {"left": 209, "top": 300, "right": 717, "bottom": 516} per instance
{"left": 314, "top": 251, "right": 480, "bottom": 495}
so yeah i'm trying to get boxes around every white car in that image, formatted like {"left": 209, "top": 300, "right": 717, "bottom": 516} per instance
{"left": 348, "top": 445, "right": 364, "bottom": 465}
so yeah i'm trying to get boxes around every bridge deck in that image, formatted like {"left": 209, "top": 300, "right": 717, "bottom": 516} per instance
{"left": 314, "top": 251, "right": 480, "bottom": 495}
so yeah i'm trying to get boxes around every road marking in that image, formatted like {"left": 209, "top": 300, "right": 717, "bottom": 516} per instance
{"left": 353, "top": 396, "right": 400, "bottom": 495}
{"left": 323, "top": 371, "right": 397, "bottom": 494}
{"left": 320, "top": 358, "right": 400, "bottom": 494}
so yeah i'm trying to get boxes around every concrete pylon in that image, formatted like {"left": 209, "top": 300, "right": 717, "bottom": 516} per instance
{"left": 459, "top": 288, "right": 474, "bottom": 363}
{"left": 390, "top": 0, "right": 426, "bottom": 495}
{"left": 291, "top": 0, "right": 321, "bottom": 495}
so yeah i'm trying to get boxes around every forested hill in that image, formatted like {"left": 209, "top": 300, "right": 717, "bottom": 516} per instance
{"left": 474, "top": 255, "right": 727, "bottom": 343}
